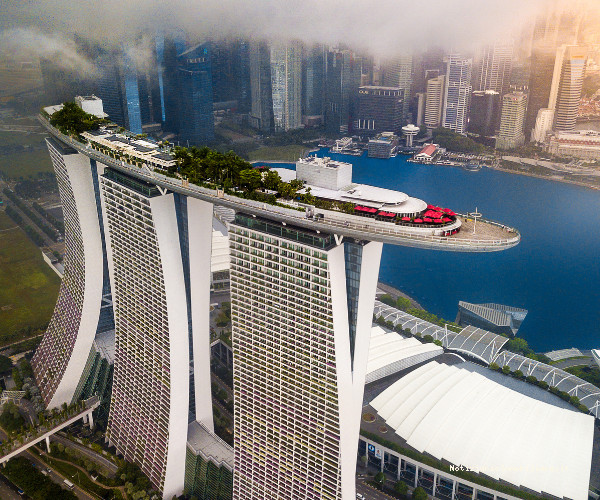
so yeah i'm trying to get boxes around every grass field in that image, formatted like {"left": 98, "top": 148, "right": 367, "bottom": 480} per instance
{"left": 0, "top": 131, "right": 53, "bottom": 179}
{"left": 0, "top": 211, "right": 60, "bottom": 341}
{"left": 248, "top": 144, "right": 308, "bottom": 162}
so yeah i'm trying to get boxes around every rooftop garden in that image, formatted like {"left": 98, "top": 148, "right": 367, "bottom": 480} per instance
{"left": 46, "top": 101, "right": 107, "bottom": 136}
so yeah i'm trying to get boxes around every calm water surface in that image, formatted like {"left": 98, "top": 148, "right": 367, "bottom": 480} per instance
{"left": 271, "top": 150, "right": 600, "bottom": 351}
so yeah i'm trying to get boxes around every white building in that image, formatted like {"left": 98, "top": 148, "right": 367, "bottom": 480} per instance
{"left": 75, "top": 95, "right": 108, "bottom": 118}
{"left": 424, "top": 75, "right": 445, "bottom": 130}
{"left": 531, "top": 108, "right": 555, "bottom": 143}
{"left": 296, "top": 156, "right": 352, "bottom": 190}
{"left": 546, "top": 129, "right": 600, "bottom": 159}
{"left": 100, "top": 170, "right": 215, "bottom": 498}
{"left": 592, "top": 349, "right": 600, "bottom": 369}
{"left": 32, "top": 137, "right": 108, "bottom": 408}
{"left": 229, "top": 213, "right": 382, "bottom": 500}
{"left": 442, "top": 55, "right": 472, "bottom": 134}
{"left": 496, "top": 92, "right": 527, "bottom": 150}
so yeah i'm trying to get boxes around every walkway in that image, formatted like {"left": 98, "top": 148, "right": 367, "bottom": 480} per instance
{"left": 0, "top": 396, "right": 100, "bottom": 465}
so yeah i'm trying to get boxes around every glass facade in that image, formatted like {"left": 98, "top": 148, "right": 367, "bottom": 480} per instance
{"left": 184, "top": 447, "right": 233, "bottom": 500}
{"left": 344, "top": 241, "right": 363, "bottom": 367}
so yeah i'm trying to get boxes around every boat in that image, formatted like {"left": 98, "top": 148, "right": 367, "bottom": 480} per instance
{"left": 463, "top": 163, "right": 482, "bottom": 171}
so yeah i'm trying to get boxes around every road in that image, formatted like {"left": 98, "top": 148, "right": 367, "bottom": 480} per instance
{"left": 29, "top": 451, "right": 94, "bottom": 500}
{"left": 0, "top": 474, "right": 22, "bottom": 500}
{"left": 52, "top": 434, "right": 118, "bottom": 475}
{"left": 356, "top": 477, "right": 396, "bottom": 500}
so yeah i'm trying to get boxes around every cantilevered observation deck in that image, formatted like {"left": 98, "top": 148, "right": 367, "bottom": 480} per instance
{"left": 40, "top": 116, "right": 520, "bottom": 252}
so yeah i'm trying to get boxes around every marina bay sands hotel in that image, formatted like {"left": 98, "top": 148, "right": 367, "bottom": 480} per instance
{"left": 32, "top": 107, "right": 519, "bottom": 500}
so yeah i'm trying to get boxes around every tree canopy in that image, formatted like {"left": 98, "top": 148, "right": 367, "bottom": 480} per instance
{"left": 49, "top": 101, "right": 104, "bottom": 135}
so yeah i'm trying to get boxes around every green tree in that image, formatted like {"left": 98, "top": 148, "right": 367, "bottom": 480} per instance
{"left": 239, "top": 169, "right": 263, "bottom": 191}
{"left": 264, "top": 170, "right": 282, "bottom": 191}
{"left": 0, "top": 354, "right": 13, "bottom": 373}
{"left": 412, "top": 486, "right": 428, "bottom": 500}
{"left": 394, "top": 480, "right": 408, "bottom": 496}
{"left": 502, "top": 365, "right": 511, "bottom": 375}
{"left": 489, "top": 362, "right": 499, "bottom": 371}
{"left": 374, "top": 471, "right": 385, "bottom": 488}
{"left": 360, "top": 455, "right": 368, "bottom": 468}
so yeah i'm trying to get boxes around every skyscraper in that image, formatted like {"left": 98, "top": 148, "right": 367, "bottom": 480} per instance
{"left": 383, "top": 54, "right": 413, "bottom": 123}
{"left": 229, "top": 214, "right": 383, "bottom": 500}
{"left": 475, "top": 40, "right": 514, "bottom": 96}
{"left": 442, "top": 54, "right": 472, "bottom": 134}
{"left": 302, "top": 44, "right": 326, "bottom": 121}
{"left": 549, "top": 45, "right": 587, "bottom": 131}
{"left": 270, "top": 41, "right": 303, "bottom": 131}
{"left": 32, "top": 138, "right": 112, "bottom": 407}
{"left": 177, "top": 43, "right": 215, "bottom": 145}
{"left": 249, "top": 41, "right": 274, "bottom": 133}
{"left": 324, "top": 48, "right": 362, "bottom": 134}
{"left": 469, "top": 90, "right": 501, "bottom": 137}
{"left": 525, "top": 2, "right": 583, "bottom": 138}
{"left": 496, "top": 91, "right": 528, "bottom": 150}
{"left": 355, "top": 86, "right": 404, "bottom": 135}
{"left": 424, "top": 75, "right": 445, "bottom": 130}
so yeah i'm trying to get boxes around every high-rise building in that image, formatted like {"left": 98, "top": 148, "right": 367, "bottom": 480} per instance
{"left": 229, "top": 213, "right": 383, "bottom": 499}
{"left": 270, "top": 41, "right": 303, "bottom": 131}
{"left": 442, "top": 54, "right": 472, "bottom": 134}
{"left": 549, "top": 45, "right": 587, "bottom": 131}
{"left": 302, "top": 44, "right": 326, "bottom": 120}
{"left": 249, "top": 41, "right": 274, "bottom": 133}
{"left": 475, "top": 40, "right": 513, "bottom": 96}
{"left": 531, "top": 108, "right": 555, "bottom": 143}
{"left": 210, "top": 39, "right": 251, "bottom": 112}
{"left": 424, "top": 75, "right": 445, "bottom": 130}
{"left": 100, "top": 169, "right": 215, "bottom": 497}
{"left": 177, "top": 43, "right": 215, "bottom": 145}
{"left": 32, "top": 137, "right": 112, "bottom": 408}
{"left": 36, "top": 110, "right": 520, "bottom": 499}
{"left": 496, "top": 91, "right": 528, "bottom": 150}
{"left": 469, "top": 90, "right": 501, "bottom": 137}
{"left": 383, "top": 54, "right": 413, "bottom": 123}
{"left": 355, "top": 86, "right": 404, "bottom": 136}
{"left": 525, "top": 2, "right": 583, "bottom": 138}
{"left": 325, "top": 48, "right": 362, "bottom": 134}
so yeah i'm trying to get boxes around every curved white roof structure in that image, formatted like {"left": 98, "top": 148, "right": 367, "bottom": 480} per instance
{"left": 592, "top": 349, "right": 600, "bottom": 369}
{"left": 371, "top": 361, "right": 594, "bottom": 500}
{"left": 366, "top": 326, "right": 442, "bottom": 384}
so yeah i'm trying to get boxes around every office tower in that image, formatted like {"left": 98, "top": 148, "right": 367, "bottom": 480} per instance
{"left": 210, "top": 38, "right": 251, "bottom": 112}
{"left": 249, "top": 41, "right": 274, "bottom": 133}
{"left": 548, "top": 45, "right": 587, "bottom": 131}
{"left": 324, "top": 48, "right": 362, "bottom": 134}
{"left": 415, "top": 92, "right": 426, "bottom": 126}
{"left": 95, "top": 48, "right": 161, "bottom": 135}
{"left": 161, "top": 36, "right": 183, "bottom": 134}
{"left": 531, "top": 108, "right": 555, "bottom": 143}
{"left": 469, "top": 90, "right": 501, "bottom": 137}
{"left": 383, "top": 54, "right": 413, "bottom": 123}
{"left": 270, "top": 41, "right": 303, "bottom": 131}
{"left": 424, "top": 75, "right": 445, "bottom": 130}
{"left": 100, "top": 169, "right": 215, "bottom": 497}
{"left": 355, "top": 86, "right": 404, "bottom": 136}
{"left": 525, "top": 3, "right": 583, "bottom": 138}
{"left": 235, "top": 40, "right": 252, "bottom": 114}
{"left": 303, "top": 44, "right": 326, "bottom": 120}
{"left": 442, "top": 54, "right": 472, "bottom": 134}
{"left": 229, "top": 214, "right": 383, "bottom": 499}
{"left": 496, "top": 91, "right": 527, "bottom": 150}
{"left": 177, "top": 43, "right": 215, "bottom": 145}
{"left": 475, "top": 40, "right": 514, "bottom": 96}
{"left": 32, "top": 137, "right": 111, "bottom": 408}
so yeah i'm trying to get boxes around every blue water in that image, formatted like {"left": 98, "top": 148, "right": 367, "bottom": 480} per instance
{"left": 274, "top": 150, "right": 600, "bottom": 352}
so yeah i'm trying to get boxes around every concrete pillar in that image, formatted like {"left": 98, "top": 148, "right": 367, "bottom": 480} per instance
{"left": 82, "top": 413, "right": 88, "bottom": 424}
{"left": 433, "top": 471, "right": 437, "bottom": 496}
{"left": 415, "top": 465, "right": 419, "bottom": 489}
{"left": 88, "top": 411, "right": 94, "bottom": 430}
{"left": 45, "top": 436, "right": 51, "bottom": 453}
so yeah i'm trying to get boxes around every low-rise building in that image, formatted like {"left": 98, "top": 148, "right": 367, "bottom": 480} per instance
{"left": 546, "top": 130, "right": 600, "bottom": 159}
{"left": 296, "top": 156, "right": 353, "bottom": 190}
{"left": 368, "top": 132, "right": 399, "bottom": 159}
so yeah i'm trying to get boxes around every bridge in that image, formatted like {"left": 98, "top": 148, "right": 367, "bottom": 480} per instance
{"left": 0, "top": 396, "right": 100, "bottom": 465}
{"left": 40, "top": 116, "right": 521, "bottom": 253}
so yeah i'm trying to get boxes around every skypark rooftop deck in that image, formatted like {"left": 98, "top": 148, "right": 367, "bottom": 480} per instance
{"left": 39, "top": 115, "right": 520, "bottom": 252}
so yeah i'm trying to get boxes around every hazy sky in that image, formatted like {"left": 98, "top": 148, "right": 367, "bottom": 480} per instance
{"left": 0, "top": 0, "right": 583, "bottom": 71}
